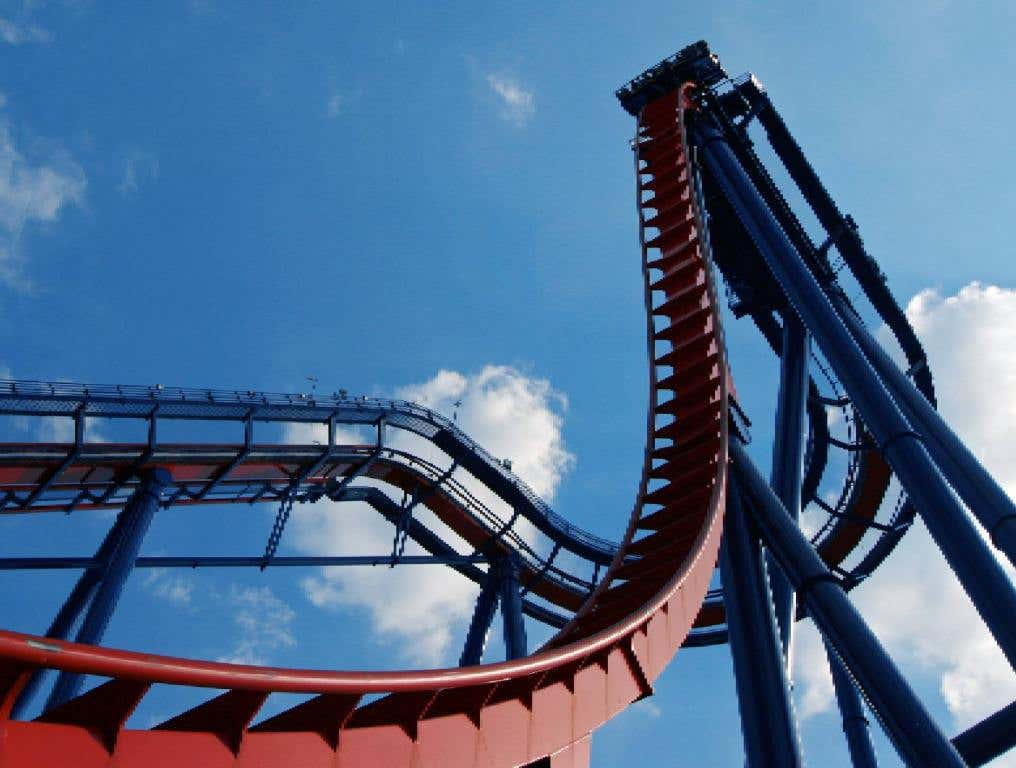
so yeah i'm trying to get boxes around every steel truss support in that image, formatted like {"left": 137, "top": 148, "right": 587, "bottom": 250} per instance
{"left": 459, "top": 562, "right": 501, "bottom": 666}
{"left": 44, "top": 468, "right": 170, "bottom": 711}
{"left": 826, "top": 639, "right": 878, "bottom": 768}
{"left": 830, "top": 293, "right": 1016, "bottom": 568}
{"left": 458, "top": 553, "right": 527, "bottom": 664}
{"left": 499, "top": 554, "right": 527, "bottom": 660}
{"left": 730, "top": 440, "right": 966, "bottom": 766}
{"left": 694, "top": 120, "right": 1016, "bottom": 669}
{"left": 0, "top": 554, "right": 488, "bottom": 570}
{"left": 768, "top": 313, "right": 809, "bottom": 660}
{"left": 719, "top": 473, "right": 802, "bottom": 768}
{"left": 9, "top": 489, "right": 148, "bottom": 719}
{"left": 752, "top": 79, "right": 1016, "bottom": 566}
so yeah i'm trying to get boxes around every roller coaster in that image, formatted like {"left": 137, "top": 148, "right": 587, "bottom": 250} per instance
{"left": 0, "top": 41, "right": 1014, "bottom": 767}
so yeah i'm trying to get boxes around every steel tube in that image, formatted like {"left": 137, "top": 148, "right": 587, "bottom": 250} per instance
{"left": 768, "top": 313, "right": 809, "bottom": 660}
{"left": 695, "top": 120, "right": 1016, "bottom": 669}
{"left": 9, "top": 503, "right": 139, "bottom": 719}
{"left": 952, "top": 698, "right": 1016, "bottom": 767}
{"left": 459, "top": 565, "right": 501, "bottom": 666}
{"left": 730, "top": 440, "right": 965, "bottom": 767}
{"left": 0, "top": 554, "right": 488, "bottom": 570}
{"left": 720, "top": 475, "right": 803, "bottom": 768}
{"left": 499, "top": 555, "right": 527, "bottom": 660}
{"left": 826, "top": 640, "right": 879, "bottom": 768}
{"left": 832, "top": 293, "right": 1016, "bottom": 568}
{"left": 45, "top": 469, "right": 169, "bottom": 710}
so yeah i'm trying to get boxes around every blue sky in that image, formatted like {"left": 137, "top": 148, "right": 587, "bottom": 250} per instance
{"left": 1, "top": 2, "right": 1015, "bottom": 766}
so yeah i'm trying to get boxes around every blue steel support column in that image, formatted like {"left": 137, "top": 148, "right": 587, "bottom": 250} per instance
{"left": 694, "top": 118, "right": 1016, "bottom": 669}
{"left": 45, "top": 468, "right": 170, "bottom": 710}
{"left": 459, "top": 562, "right": 501, "bottom": 666}
{"left": 768, "top": 313, "right": 809, "bottom": 659}
{"left": 719, "top": 472, "right": 803, "bottom": 768}
{"left": 499, "top": 554, "right": 527, "bottom": 660}
{"left": 9, "top": 504, "right": 140, "bottom": 719}
{"left": 730, "top": 440, "right": 966, "bottom": 767}
{"left": 826, "top": 640, "right": 878, "bottom": 768}
{"left": 830, "top": 292, "right": 1016, "bottom": 568}
{"left": 953, "top": 698, "right": 1016, "bottom": 767}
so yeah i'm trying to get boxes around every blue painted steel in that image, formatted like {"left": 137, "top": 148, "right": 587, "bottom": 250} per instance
{"left": 0, "top": 379, "right": 616, "bottom": 564}
{"left": 826, "top": 640, "right": 878, "bottom": 768}
{"left": 719, "top": 473, "right": 803, "bottom": 768}
{"left": 695, "top": 119, "right": 1016, "bottom": 670}
{"left": 334, "top": 486, "right": 570, "bottom": 629}
{"left": 0, "top": 555, "right": 489, "bottom": 570}
{"left": 768, "top": 313, "right": 809, "bottom": 660}
{"left": 45, "top": 468, "right": 170, "bottom": 710}
{"left": 952, "top": 698, "right": 1016, "bottom": 767}
{"left": 9, "top": 501, "right": 141, "bottom": 719}
{"left": 832, "top": 293, "right": 1016, "bottom": 568}
{"left": 499, "top": 555, "right": 527, "bottom": 660}
{"left": 19, "top": 410, "right": 84, "bottom": 509}
{"left": 459, "top": 564, "right": 501, "bottom": 666}
{"left": 730, "top": 440, "right": 966, "bottom": 767}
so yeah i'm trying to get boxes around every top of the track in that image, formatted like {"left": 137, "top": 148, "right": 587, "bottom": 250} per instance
{"left": 616, "top": 40, "right": 727, "bottom": 116}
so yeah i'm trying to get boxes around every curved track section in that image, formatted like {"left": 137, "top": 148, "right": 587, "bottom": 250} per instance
{"left": 0, "top": 85, "right": 727, "bottom": 767}
{"left": 0, "top": 380, "right": 616, "bottom": 564}
{"left": 0, "top": 443, "right": 597, "bottom": 619}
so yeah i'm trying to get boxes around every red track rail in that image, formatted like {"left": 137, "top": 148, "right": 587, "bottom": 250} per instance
{"left": 0, "top": 86, "right": 727, "bottom": 767}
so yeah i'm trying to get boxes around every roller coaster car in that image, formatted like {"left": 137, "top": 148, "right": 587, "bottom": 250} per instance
{"left": 615, "top": 40, "right": 726, "bottom": 116}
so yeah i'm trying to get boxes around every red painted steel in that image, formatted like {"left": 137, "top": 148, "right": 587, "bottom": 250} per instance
{"left": 0, "top": 85, "right": 727, "bottom": 766}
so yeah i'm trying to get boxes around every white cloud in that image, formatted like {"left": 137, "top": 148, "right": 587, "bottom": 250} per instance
{"left": 216, "top": 584, "right": 296, "bottom": 666}
{"left": 793, "top": 622, "right": 835, "bottom": 720}
{"left": 142, "top": 569, "right": 195, "bottom": 606}
{"left": 326, "top": 93, "right": 343, "bottom": 118}
{"left": 0, "top": 120, "right": 85, "bottom": 290}
{"left": 396, "top": 365, "right": 574, "bottom": 500}
{"left": 486, "top": 74, "right": 535, "bottom": 127}
{"left": 794, "top": 283, "right": 1016, "bottom": 751}
{"left": 0, "top": 18, "right": 51, "bottom": 46}
{"left": 289, "top": 365, "right": 574, "bottom": 666}
{"left": 117, "top": 150, "right": 159, "bottom": 196}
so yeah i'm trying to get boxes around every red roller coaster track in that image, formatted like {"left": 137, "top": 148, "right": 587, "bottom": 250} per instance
{"left": 0, "top": 86, "right": 726, "bottom": 767}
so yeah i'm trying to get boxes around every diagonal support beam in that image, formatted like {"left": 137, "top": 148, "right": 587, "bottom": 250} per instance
{"left": 499, "top": 554, "right": 527, "bottom": 660}
{"left": 459, "top": 562, "right": 501, "bottom": 666}
{"left": 768, "top": 313, "right": 809, "bottom": 663}
{"left": 720, "top": 473, "right": 802, "bottom": 768}
{"left": 20, "top": 410, "right": 85, "bottom": 509}
{"left": 694, "top": 118, "right": 1016, "bottom": 669}
{"left": 45, "top": 468, "right": 171, "bottom": 711}
{"left": 730, "top": 440, "right": 965, "bottom": 767}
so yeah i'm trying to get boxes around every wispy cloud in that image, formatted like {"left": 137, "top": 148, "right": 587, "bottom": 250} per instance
{"left": 0, "top": 117, "right": 86, "bottom": 290}
{"left": 0, "top": 17, "right": 51, "bottom": 46}
{"left": 326, "top": 93, "right": 343, "bottom": 119}
{"left": 117, "top": 150, "right": 159, "bottom": 196}
{"left": 216, "top": 585, "right": 296, "bottom": 666}
{"left": 486, "top": 74, "right": 535, "bottom": 127}
{"left": 142, "top": 569, "right": 195, "bottom": 606}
